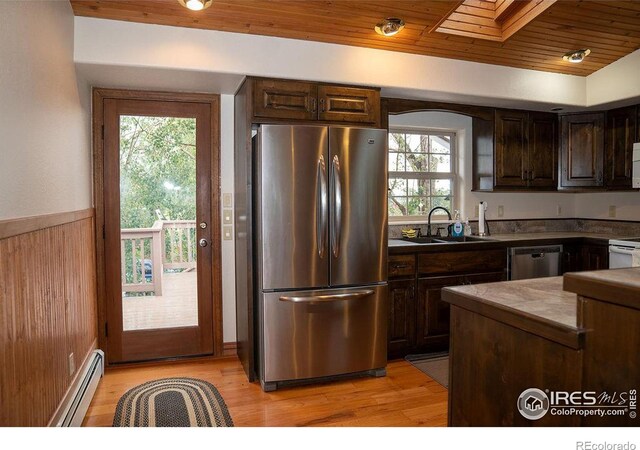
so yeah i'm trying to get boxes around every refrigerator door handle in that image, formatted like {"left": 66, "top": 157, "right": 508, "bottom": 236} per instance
{"left": 279, "top": 289, "right": 374, "bottom": 303}
{"left": 316, "top": 155, "right": 328, "bottom": 258}
{"left": 331, "top": 154, "right": 342, "bottom": 258}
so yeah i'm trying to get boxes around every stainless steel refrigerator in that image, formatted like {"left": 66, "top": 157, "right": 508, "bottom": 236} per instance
{"left": 255, "top": 124, "right": 388, "bottom": 391}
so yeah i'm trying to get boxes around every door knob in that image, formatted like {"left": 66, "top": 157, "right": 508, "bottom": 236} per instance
{"left": 199, "top": 238, "right": 209, "bottom": 248}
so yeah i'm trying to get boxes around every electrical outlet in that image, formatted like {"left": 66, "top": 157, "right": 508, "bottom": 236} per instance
{"left": 223, "top": 226, "right": 233, "bottom": 240}
{"left": 68, "top": 353, "right": 75, "bottom": 376}
{"left": 223, "top": 209, "right": 233, "bottom": 224}
{"left": 609, "top": 205, "right": 616, "bottom": 218}
{"left": 222, "top": 193, "right": 232, "bottom": 208}
{"left": 497, "top": 205, "right": 504, "bottom": 218}
{"left": 557, "top": 205, "right": 562, "bottom": 216}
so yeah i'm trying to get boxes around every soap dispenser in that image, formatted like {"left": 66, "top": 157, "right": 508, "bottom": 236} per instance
{"left": 451, "top": 210, "right": 464, "bottom": 237}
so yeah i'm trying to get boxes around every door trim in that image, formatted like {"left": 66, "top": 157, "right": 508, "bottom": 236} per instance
{"left": 92, "top": 88, "right": 223, "bottom": 364}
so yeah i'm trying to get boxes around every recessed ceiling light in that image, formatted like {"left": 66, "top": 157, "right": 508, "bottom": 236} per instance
{"left": 178, "top": 0, "right": 213, "bottom": 11}
{"left": 374, "top": 18, "right": 405, "bottom": 37}
{"left": 562, "top": 49, "right": 591, "bottom": 64}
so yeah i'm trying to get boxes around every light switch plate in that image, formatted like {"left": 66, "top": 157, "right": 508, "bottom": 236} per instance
{"left": 223, "top": 193, "right": 232, "bottom": 208}
{"left": 223, "top": 226, "right": 233, "bottom": 240}
{"left": 223, "top": 209, "right": 233, "bottom": 224}
{"left": 497, "top": 205, "right": 504, "bottom": 218}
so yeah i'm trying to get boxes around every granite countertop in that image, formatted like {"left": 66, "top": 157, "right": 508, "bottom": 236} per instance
{"left": 442, "top": 276, "right": 583, "bottom": 349}
{"left": 564, "top": 267, "right": 640, "bottom": 311}
{"left": 389, "top": 231, "right": 637, "bottom": 250}
{"left": 487, "top": 231, "right": 634, "bottom": 242}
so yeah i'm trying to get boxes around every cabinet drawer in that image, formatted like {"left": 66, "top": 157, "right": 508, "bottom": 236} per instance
{"left": 318, "top": 85, "right": 380, "bottom": 124}
{"left": 418, "top": 249, "right": 507, "bottom": 276}
{"left": 253, "top": 79, "right": 317, "bottom": 121}
{"left": 388, "top": 254, "right": 415, "bottom": 279}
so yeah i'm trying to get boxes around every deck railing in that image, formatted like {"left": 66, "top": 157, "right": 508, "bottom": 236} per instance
{"left": 120, "top": 219, "right": 196, "bottom": 295}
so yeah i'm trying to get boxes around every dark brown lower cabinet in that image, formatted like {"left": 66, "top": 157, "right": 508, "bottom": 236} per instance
{"left": 562, "top": 243, "right": 609, "bottom": 273}
{"left": 416, "top": 276, "right": 460, "bottom": 349}
{"left": 388, "top": 257, "right": 507, "bottom": 359}
{"left": 581, "top": 244, "right": 609, "bottom": 271}
{"left": 448, "top": 306, "right": 582, "bottom": 426}
{"left": 387, "top": 279, "right": 416, "bottom": 360}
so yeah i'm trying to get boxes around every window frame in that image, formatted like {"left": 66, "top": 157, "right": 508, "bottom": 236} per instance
{"left": 387, "top": 127, "right": 458, "bottom": 223}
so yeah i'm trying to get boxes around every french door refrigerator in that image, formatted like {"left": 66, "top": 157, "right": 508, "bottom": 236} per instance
{"left": 255, "top": 124, "right": 388, "bottom": 391}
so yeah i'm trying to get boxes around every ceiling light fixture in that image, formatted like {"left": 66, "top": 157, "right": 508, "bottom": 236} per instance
{"left": 562, "top": 49, "right": 591, "bottom": 64}
{"left": 178, "top": 0, "right": 213, "bottom": 11}
{"left": 374, "top": 17, "right": 405, "bottom": 37}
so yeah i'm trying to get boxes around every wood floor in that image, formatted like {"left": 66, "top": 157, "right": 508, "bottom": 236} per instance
{"left": 123, "top": 271, "right": 198, "bottom": 331}
{"left": 83, "top": 357, "right": 448, "bottom": 427}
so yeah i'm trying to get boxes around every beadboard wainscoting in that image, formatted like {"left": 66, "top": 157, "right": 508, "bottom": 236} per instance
{"left": 0, "top": 209, "right": 98, "bottom": 426}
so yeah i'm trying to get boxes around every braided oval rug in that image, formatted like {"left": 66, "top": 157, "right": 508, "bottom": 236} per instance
{"left": 113, "top": 377, "right": 234, "bottom": 427}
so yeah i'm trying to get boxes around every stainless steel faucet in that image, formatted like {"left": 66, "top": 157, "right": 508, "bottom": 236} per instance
{"left": 426, "top": 207, "right": 452, "bottom": 237}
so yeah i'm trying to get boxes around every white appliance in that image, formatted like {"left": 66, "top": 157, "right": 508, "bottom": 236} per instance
{"left": 633, "top": 143, "right": 640, "bottom": 189}
{"left": 608, "top": 239, "right": 640, "bottom": 269}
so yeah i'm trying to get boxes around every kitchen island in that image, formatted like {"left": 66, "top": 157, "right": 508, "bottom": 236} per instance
{"left": 442, "top": 268, "right": 640, "bottom": 427}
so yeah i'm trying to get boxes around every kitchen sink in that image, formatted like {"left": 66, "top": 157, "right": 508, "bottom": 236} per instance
{"left": 433, "top": 236, "right": 496, "bottom": 243}
{"left": 400, "top": 236, "right": 496, "bottom": 244}
{"left": 400, "top": 237, "right": 445, "bottom": 244}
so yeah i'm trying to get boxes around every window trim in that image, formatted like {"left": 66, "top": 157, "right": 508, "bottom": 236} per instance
{"left": 388, "top": 127, "right": 458, "bottom": 222}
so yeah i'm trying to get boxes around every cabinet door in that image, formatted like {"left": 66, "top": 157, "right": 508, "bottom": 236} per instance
{"left": 581, "top": 244, "right": 609, "bottom": 271}
{"left": 528, "top": 112, "right": 558, "bottom": 189}
{"left": 560, "top": 113, "right": 605, "bottom": 188}
{"left": 494, "top": 109, "right": 529, "bottom": 188}
{"left": 317, "top": 85, "right": 380, "bottom": 124}
{"left": 561, "top": 244, "right": 582, "bottom": 274}
{"left": 605, "top": 106, "right": 637, "bottom": 189}
{"left": 416, "top": 276, "right": 461, "bottom": 345}
{"left": 387, "top": 279, "right": 416, "bottom": 359}
{"left": 253, "top": 79, "right": 318, "bottom": 120}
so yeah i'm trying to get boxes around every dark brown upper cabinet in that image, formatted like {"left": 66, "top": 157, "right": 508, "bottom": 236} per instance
{"left": 528, "top": 112, "right": 558, "bottom": 188}
{"left": 605, "top": 105, "right": 637, "bottom": 190}
{"left": 253, "top": 79, "right": 318, "bottom": 121}
{"left": 491, "top": 109, "right": 558, "bottom": 190}
{"left": 250, "top": 77, "right": 381, "bottom": 126}
{"left": 495, "top": 109, "right": 528, "bottom": 188}
{"left": 317, "top": 85, "right": 380, "bottom": 124}
{"left": 560, "top": 112, "right": 605, "bottom": 189}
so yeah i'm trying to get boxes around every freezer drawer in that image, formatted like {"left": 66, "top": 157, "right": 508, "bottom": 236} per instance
{"left": 260, "top": 284, "right": 388, "bottom": 383}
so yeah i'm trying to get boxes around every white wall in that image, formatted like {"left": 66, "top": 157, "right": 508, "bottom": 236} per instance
{"left": 574, "top": 192, "right": 640, "bottom": 221}
{"left": 0, "top": 1, "right": 91, "bottom": 220}
{"left": 389, "top": 112, "right": 577, "bottom": 222}
{"left": 74, "top": 17, "right": 587, "bottom": 110}
{"left": 587, "top": 49, "right": 640, "bottom": 108}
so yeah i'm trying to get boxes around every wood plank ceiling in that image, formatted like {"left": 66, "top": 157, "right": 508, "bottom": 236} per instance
{"left": 70, "top": 0, "right": 640, "bottom": 76}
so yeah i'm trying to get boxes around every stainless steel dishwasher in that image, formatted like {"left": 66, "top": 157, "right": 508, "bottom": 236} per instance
{"left": 508, "top": 245, "right": 563, "bottom": 280}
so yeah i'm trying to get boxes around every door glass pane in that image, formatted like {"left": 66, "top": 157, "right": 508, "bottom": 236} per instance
{"left": 119, "top": 115, "right": 198, "bottom": 331}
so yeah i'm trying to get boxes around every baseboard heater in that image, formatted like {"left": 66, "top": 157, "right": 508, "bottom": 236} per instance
{"left": 54, "top": 349, "right": 104, "bottom": 427}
